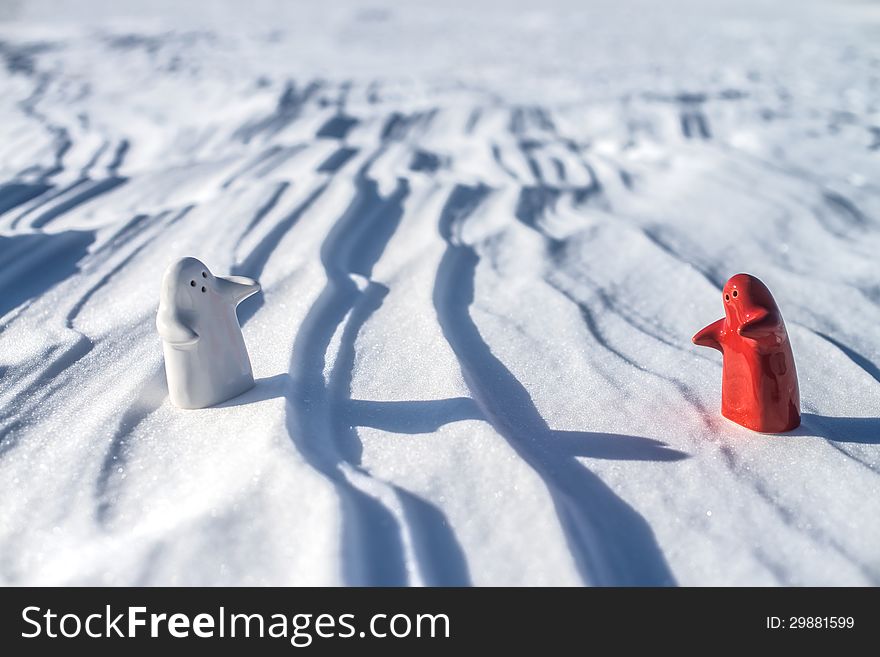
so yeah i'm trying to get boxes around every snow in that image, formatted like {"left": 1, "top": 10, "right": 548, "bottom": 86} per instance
{"left": 1, "top": 0, "right": 879, "bottom": 586}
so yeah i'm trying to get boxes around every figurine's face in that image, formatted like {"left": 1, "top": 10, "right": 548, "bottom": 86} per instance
{"left": 163, "top": 257, "right": 215, "bottom": 315}
{"left": 181, "top": 261, "right": 212, "bottom": 302}
{"left": 723, "top": 273, "right": 776, "bottom": 324}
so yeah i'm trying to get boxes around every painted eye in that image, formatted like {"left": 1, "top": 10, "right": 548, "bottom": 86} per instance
{"left": 732, "top": 290, "right": 738, "bottom": 298}
{"left": 190, "top": 281, "right": 196, "bottom": 287}
{"left": 202, "top": 272, "right": 207, "bottom": 278}
{"left": 725, "top": 293, "right": 730, "bottom": 302}
{"left": 201, "top": 286, "right": 206, "bottom": 293}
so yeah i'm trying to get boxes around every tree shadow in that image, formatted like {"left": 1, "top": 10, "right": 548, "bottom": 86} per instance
{"left": 433, "top": 183, "right": 686, "bottom": 586}
{"left": 796, "top": 413, "right": 880, "bottom": 445}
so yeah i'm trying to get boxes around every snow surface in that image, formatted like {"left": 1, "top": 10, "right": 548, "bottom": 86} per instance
{"left": 1, "top": 0, "right": 879, "bottom": 586}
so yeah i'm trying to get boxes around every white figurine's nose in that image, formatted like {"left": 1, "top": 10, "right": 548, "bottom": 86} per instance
{"left": 215, "top": 275, "right": 260, "bottom": 305}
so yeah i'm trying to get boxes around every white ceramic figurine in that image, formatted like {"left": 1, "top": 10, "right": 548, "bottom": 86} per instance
{"left": 157, "top": 257, "right": 260, "bottom": 409}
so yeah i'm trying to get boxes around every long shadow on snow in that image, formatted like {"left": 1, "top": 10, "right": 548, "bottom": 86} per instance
{"left": 286, "top": 167, "right": 470, "bottom": 585}
{"left": 434, "top": 184, "right": 679, "bottom": 586}
{"left": 328, "top": 279, "right": 471, "bottom": 585}
{"left": 0, "top": 181, "right": 53, "bottom": 217}
{"left": 0, "top": 230, "right": 95, "bottom": 319}
{"left": 232, "top": 183, "right": 328, "bottom": 325}
{"left": 29, "top": 176, "right": 127, "bottom": 229}
{"left": 285, "top": 174, "right": 406, "bottom": 586}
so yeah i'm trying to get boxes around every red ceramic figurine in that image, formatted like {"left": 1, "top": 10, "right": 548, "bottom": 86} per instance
{"left": 692, "top": 273, "right": 800, "bottom": 432}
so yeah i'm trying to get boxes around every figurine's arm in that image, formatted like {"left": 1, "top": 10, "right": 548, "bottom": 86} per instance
{"left": 692, "top": 318, "right": 725, "bottom": 352}
{"left": 156, "top": 310, "right": 199, "bottom": 347}
{"left": 216, "top": 275, "right": 260, "bottom": 305}
{"left": 737, "top": 308, "right": 778, "bottom": 339}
